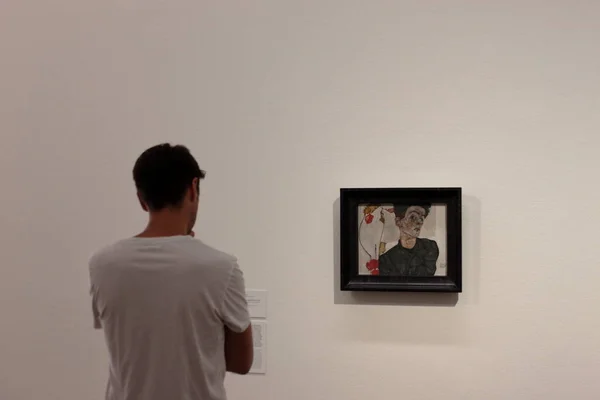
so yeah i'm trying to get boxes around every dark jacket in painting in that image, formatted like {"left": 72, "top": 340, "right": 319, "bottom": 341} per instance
{"left": 378, "top": 238, "right": 439, "bottom": 276}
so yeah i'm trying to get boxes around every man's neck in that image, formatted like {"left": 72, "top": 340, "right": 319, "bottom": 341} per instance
{"left": 399, "top": 232, "right": 417, "bottom": 249}
{"left": 136, "top": 212, "right": 189, "bottom": 238}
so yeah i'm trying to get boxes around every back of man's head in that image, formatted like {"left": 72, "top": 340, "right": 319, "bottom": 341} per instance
{"left": 133, "top": 143, "right": 205, "bottom": 211}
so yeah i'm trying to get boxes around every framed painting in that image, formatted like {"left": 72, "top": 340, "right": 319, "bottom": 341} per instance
{"left": 340, "top": 187, "right": 462, "bottom": 292}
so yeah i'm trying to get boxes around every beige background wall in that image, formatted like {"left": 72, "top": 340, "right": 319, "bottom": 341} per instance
{"left": 2, "top": 1, "right": 600, "bottom": 399}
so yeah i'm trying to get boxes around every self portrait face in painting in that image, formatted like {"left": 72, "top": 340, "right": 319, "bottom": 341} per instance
{"left": 395, "top": 205, "right": 430, "bottom": 239}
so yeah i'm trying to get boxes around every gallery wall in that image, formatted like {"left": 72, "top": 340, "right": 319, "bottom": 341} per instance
{"left": 2, "top": 1, "right": 600, "bottom": 399}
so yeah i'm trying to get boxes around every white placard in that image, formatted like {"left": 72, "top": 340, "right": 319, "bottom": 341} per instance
{"left": 249, "top": 320, "right": 267, "bottom": 374}
{"left": 246, "top": 289, "right": 267, "bottom": 319}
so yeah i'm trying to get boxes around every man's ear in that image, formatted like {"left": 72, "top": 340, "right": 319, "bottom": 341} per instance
{"left": 137, "top": 192, "right": 149, "bottom": 212}
{"left": 190, "top": 177, "right": 200, "bottom": 202}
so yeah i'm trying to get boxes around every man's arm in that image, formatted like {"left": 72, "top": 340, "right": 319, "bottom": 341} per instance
{"left": 378, "top": 252, "right": 392, "bottom": 275}
{"left": 224, "top": 325, "right": 253, "bottom": 374}
{"left": 423, "top": 240, "right": 439, "bottom": 276}
{"left": 220, "top": 262, "right": 253, "bottom": 375}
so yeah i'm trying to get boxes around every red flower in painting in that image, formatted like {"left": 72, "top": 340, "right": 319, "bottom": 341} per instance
{"left": 365, "top": 214, "right": 374, "bottom": 224}
{"left": 366, "top": 259, "right": 379, "bottom": 271}
{"left": 370, "top": 269, "right": 379, "bottom": 276}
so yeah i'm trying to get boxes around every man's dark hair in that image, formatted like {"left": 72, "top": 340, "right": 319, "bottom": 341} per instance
{"left": 394, "top": 203, "right": 431, "bottom": 219}
{"left": 133, "top": 143, "right": 205, "bottom": 211}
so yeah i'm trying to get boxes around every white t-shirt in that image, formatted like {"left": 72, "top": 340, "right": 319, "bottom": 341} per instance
{"left": 88, "top": 236, "right": 250, "bottom": 400}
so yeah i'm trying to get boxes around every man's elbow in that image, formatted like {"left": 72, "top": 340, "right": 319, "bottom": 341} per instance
{"left": 229, "top": 363, "right": 252, "bottom": 375}
{"left": 227, "top": 354, "right": 253, "bottom": 375}
{"left": 226, "top": 347, "right": 253, "bottom": 375}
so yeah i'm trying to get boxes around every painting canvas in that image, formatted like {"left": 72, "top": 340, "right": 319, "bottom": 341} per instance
{"left": 358, "top": 203, "right": 447, "bottom": 277}
{"left": 340, "top": 188, "right": 462, "bottom": 292}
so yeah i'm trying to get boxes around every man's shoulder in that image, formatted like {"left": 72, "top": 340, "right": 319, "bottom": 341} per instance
{"left": 418, "top": 238, "right": 439, "bottom": 250}
{"left": 88, "top": 237, "right": 239, "bottom": 274}
{"left": 179, "top": 239, "right": 238, "bottom": 268}
{"left": 379, "top": 244, "right": 400, "bottom": 260}
{"left": 170, "top": 240, "right": 241, "bottom": 287}
{"left": 88, "top": 239, "right": 128, "bottom": 270}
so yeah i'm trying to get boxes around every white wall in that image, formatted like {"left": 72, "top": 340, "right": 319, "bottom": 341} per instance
{"left": 2, "top": 1, "right": 600, "bottom": 399}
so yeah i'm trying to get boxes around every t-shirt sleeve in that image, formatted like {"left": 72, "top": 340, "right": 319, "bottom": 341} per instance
{"left": 220, "top": 262, "right": 251, "bottom": 333}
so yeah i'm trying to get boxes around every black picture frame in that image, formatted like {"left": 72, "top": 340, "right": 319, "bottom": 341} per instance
{"left": 340, "top": 187, "right": 462, "bottom": 293}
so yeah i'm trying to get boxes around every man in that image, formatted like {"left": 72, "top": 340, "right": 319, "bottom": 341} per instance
{"left": 89, "top": 144, "right": 253, "bottom": 400}
{"left": 378, "top": 204, "right": 439, "bottom": 276}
